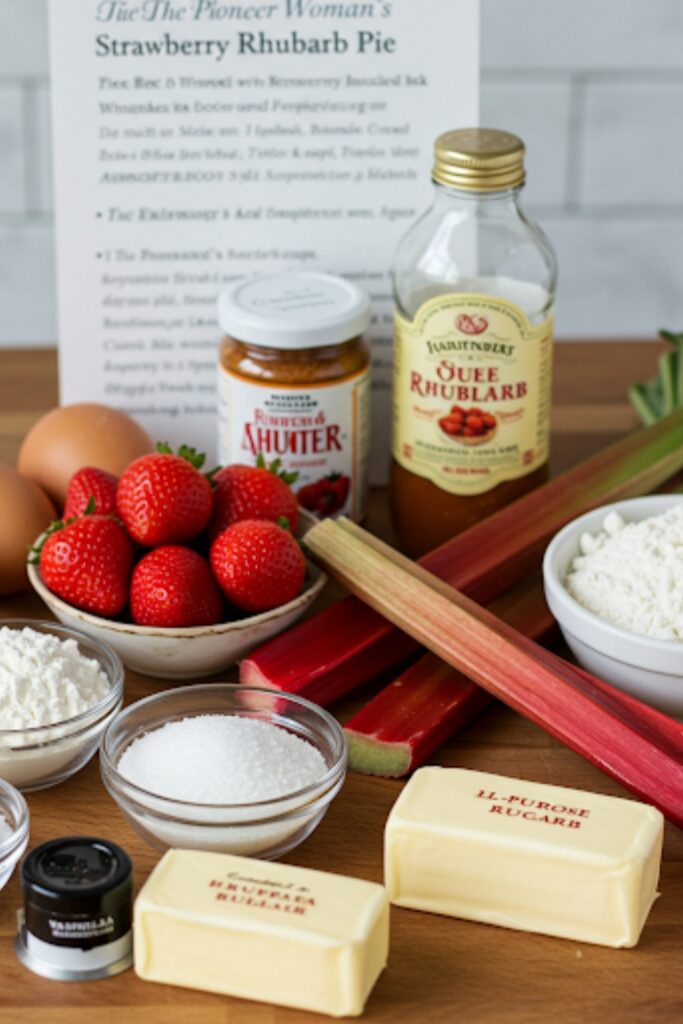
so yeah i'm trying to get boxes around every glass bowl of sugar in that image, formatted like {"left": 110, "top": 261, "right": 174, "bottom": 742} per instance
{"left": 100, "top": 683, "right": 347, "bottom": 860}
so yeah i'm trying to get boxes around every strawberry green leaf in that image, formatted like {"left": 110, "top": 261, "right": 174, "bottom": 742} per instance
{"left": 28, "top": 517, "right": 70, "bottom": 561}
{"left": 177, "top": 445, "right": 206, "bottom": 470}
{"left": 254, "top": 452, "right": 299, "bottom": 486}
{"left": 156, "top": 441, "right": 207, "bottom": 470}
{"left": 277, "top": 516, "right": 291, "bottom": 532}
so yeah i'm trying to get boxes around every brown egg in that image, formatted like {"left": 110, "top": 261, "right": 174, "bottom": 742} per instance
{"left": 0, "top": 466, "right": 56, "bottom": 595}
{"left": 18, "top": 403, "right": 154, "bottom": 507}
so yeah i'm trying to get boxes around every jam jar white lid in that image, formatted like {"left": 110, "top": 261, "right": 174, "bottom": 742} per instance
{"left": 217, "top": 272, "right": 371, "bottom": 350}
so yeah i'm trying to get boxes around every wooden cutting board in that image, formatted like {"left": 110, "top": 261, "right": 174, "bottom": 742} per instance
{"left": 0, "top": 343, "right": 680, "bottom": 1024}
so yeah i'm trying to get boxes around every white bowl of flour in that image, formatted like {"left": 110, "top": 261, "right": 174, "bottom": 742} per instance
{"left": 543, "top": 495, "right": 683, "bottom": 718}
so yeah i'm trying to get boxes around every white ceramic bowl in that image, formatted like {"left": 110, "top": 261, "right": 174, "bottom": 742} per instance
{"left": 100, "top": 683, "right": 347, "bottom": 859}
{"left": 0, "top": 778, "right": 29, "bottom": 889}
{"left": 543, "top": 494, "right": 683, "bottom": 718}
{"left": 0, "top": 620, "right": 124, "bottom": 790}
{"left": 27, "top": 514, "right": 326, "bottom": 680}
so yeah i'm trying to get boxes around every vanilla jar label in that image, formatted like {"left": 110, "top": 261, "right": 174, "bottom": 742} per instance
{"left": 392, "top": 294, "right": 553, "bottom": 496}
{"left": 218, "top": 366, "right": 370, "bottom": 520}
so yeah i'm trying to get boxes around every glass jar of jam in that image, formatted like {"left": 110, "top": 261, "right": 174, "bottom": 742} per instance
{"left": 218, "top": 271, "right": 371, "bottom": 521}
{"left": 391, "top": 128, "right": 557, "bottom": 556}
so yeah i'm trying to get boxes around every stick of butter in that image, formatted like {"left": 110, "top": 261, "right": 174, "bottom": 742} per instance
{"left": 385, "top": 767, "right": 663, "bottom": 947}
{"left": 134, "top": 849, "right": 389, "bottom": 1016}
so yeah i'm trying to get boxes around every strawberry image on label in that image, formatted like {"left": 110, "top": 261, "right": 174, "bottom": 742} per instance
{"left": 298, "top": 473, "right": 351, "bottom": 518}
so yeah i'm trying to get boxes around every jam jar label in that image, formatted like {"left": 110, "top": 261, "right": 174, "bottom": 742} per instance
{"left": 218, "top": 365, "right": 371, "bottom": 520}
{"left": 392, "top": 293, "right": 553, "bottom": 496}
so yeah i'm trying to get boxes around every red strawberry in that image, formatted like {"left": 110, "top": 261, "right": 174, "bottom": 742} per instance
{"left": 64, "top": 467, "right": 118, "bottom": 519}
{"left": 38, "top": 515, "right": 133, "bottom": 617}
{"left": 208, "top": 458, "right": 299, "bottom": 540}
{"left": 116, "top": 444, "right": 213, "bottom": 546}
{"left": 130, "top": 546, "right": 223, "bottom": 627}
{"left": 298, "top": 473, "right": 350, "bottom": 517}
{"left": 210, "top": 519, "right": 306, "bottom": 613}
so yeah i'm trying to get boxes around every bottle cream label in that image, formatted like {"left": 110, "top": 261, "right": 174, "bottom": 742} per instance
{"left": 393, "top": 293, "right": 553, "bottom": 496}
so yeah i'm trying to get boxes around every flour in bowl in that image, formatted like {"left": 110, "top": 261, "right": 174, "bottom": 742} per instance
{"left": 565, "top": 504, "right": 683, "bottom": 640}
{"left": 0, "top": 626, "right": 110, "bottom": 729}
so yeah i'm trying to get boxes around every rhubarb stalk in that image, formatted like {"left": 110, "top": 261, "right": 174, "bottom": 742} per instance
{"left": 241, "top": 410, "right": 683, "bottom": 704}
{"left": 346, "top": 591, "right": 683, "bottom": 778}
{"left": 349, "top": 476, "right": 683, "bottom": 777}
{"left": 346, "top": 574, "right": 555, "bottom": 777}
{"left": 306, "top": 517, "right": 683, "bottom": 828}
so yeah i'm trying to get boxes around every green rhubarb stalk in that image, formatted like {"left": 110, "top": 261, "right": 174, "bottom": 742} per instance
{"left": 629, "top": 327, "right": 683, "bottom": 425}
{"left": 659, "top": 329, "right": 683, "bottom": 348}
{"left": 658, "top": 351, "right": 677, "bottom": 415}
{"left": 628, "top": 384, "right": 659, "bottom": 426}
{"left": 676, "top": 351, "right": 683, "bottom": 416}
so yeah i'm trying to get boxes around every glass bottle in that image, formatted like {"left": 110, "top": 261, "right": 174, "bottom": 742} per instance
{"left": 390, "top": 128, "right": 557, "bottom": 556}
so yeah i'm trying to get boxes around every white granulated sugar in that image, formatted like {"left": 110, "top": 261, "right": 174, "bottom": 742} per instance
{"left": 117, "top": 715, "right": 328, "bottom": 803}
{"left": 565, "top": 504, "right": 683, "bottom": 640}
{"left": 0, "top": 626, "right": 110, "bottom": 729}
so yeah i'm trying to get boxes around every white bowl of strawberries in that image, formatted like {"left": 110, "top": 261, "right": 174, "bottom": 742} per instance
{"left": 27, "top": 448, "right": 326, "bottom": 679}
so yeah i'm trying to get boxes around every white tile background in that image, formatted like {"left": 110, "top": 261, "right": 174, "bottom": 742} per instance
{"left": 1, "top": 0, "right": 682, "bottom": 343}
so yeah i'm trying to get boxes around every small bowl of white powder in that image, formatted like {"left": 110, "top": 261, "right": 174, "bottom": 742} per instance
{"left": 100, "top": 683, "right": 347, "bottom": 859}
{"left": 543, "top": 495, "right": 683, "bottom": 717}
{"left": 0, "top": 620, "right": 124, "bottom": 790}
{"left": 0, "top": 777, "right": 29, "bottom": 890}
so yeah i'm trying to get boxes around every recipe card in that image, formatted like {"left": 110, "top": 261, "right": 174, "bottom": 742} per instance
{"left": 48, "top": 0, "right": 479, "bottom": 474}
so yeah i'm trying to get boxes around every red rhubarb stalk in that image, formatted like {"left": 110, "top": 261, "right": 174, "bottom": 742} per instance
{"left": 349, "top": 475, "right": 683, "bottom": 777}
{"left": 345, "top": 655, "right": 487, "bottom": 778}
{"left": 306, "top": 517, "right": 683, "bottom": 828}
{"left": 346, "top": 575, "right": 555, "bottom": 777}
{"left": 347, "top": 597, "right": 683, "bottom": 778}
{"left": 240, "top": 411, "right": 683, "bottom": 704}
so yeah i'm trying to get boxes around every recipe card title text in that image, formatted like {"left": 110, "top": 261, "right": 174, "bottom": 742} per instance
{"left": 97, "top": 1, "right": 394, "bottom": 21}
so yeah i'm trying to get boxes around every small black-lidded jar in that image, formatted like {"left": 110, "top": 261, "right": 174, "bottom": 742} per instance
{"left": 15, "top": 836, "right": 133, "bottom": 981}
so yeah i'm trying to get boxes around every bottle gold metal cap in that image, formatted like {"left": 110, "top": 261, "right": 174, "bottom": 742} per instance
{"left": 432, "top": 127, "right": 525, "bottom": 191}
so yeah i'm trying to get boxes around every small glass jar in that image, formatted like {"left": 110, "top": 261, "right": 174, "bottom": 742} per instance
{"left": 15, "top": 836, "right": 133, "bottom": 981}
{"left": 391, "top": 128, "right": 557, "bottom": 556}
{"left": 218, "top": 272, "right": 371, "bottom": 520}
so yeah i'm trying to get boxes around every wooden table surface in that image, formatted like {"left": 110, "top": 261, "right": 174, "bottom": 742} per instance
{"left": 0, "top": 343, "right": 681, "bottom": 1024}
